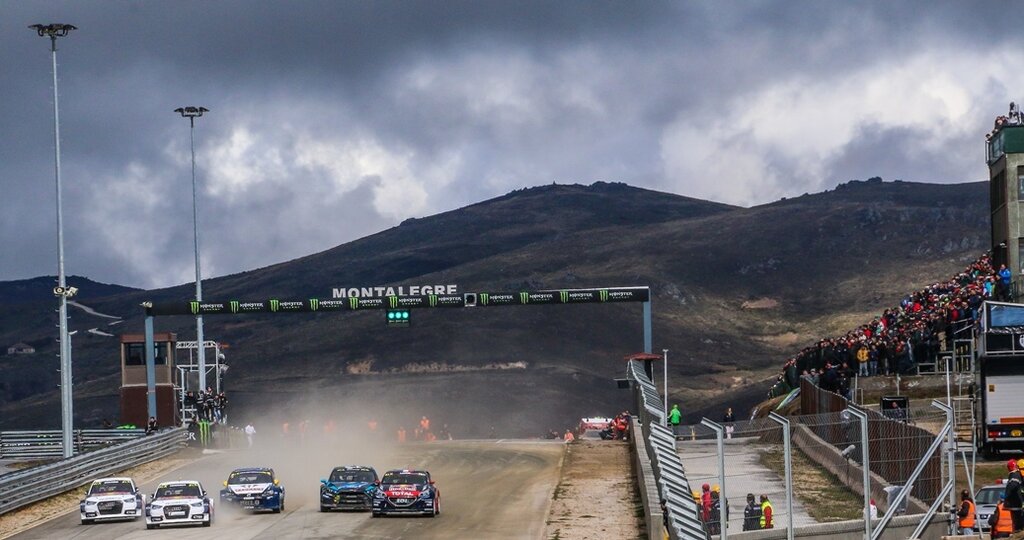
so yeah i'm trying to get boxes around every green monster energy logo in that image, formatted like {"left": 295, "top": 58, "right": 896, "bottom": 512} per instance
{"left": 479, "top": 293, "right": 489, "bottom": 306}
{"left": 309, "top": 298, "right": 319, "bottom": 311}
{"left": 519, "top": 292, "right": 529, "bottom": 304}
{"left": 229, "top": 300, "right": 239, "bottom": 313}
{"left": 428, "top": 295, "right": 437, "bottom": 307}
{"left": 190, "top": 301, "right": 200, "bottom": 315}
{"left": 349, "top": 297, "right": 359, "bottom": 310}
{"left": 560, "top": 290, "right": 569, "bottom": 303}
{"left": 269, "top": 299, "right": 280, "bottom": 312}
{"left": 389, "top": 296, "right": 399, "bottom": 308}
{"left": 599, "top": 289, "right": 609, "bottom": 302}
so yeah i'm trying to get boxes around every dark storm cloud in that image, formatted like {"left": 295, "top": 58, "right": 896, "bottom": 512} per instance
{"left": 1, "top": 1, "right": 1019, "bottom": 287}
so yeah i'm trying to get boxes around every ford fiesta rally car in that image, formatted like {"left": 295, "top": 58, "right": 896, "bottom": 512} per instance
{"left": 372, "top": 469, "right": 440, "bottom": 517}
{"left": 320, "top": 466, "right": 379, "bottom": 512}
{"left": 80, "top": 477, "right": 144, "bottom": 525}
{"left": 219, "top": 467, "right": 285, "bottom": 512}
{"left": 145, "top": 481, "right": 213, "bottom": 529}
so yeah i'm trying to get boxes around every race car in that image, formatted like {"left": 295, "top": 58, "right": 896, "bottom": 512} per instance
{"left": 219, "top": 467, "right": 285, "bottom": 512}
{"left": 145, "top": 480, "right": 213, "bottom": 529}
{"left": 372, "top": 469, "right": 440, "bottom": 517}
{"left": 319, "top": 465, "right": 379, "bottom": 511}
{"left": 79, "top": 477, "right": 144, "bottom": 525}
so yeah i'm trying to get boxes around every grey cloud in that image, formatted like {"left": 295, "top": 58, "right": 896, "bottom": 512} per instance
{"left": 2, "top": 1, "right": 1022, "bottom": 287}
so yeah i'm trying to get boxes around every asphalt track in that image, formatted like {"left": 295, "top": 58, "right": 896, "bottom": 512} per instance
{"left": 10, "top": 439, "right": 565, "bottom": 540}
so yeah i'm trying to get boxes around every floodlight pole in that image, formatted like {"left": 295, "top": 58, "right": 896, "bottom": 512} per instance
{"left": 662, "top": 349, "right": 669, "bottom": 423}
{"left": 31, "top": 22, "right": 77, "bottom": 459}
{"left": 175, "top": 106, "right": 209, "bottom": 393}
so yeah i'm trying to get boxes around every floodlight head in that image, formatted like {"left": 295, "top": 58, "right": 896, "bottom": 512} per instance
{"left": 840, "top": 444, "right": 856, "bottom": 458}
{"left": 174, "top": 106, "right": 209, "bottom": 118}
{"left": 30, "top": 24, "right": 77, "bottom": 38}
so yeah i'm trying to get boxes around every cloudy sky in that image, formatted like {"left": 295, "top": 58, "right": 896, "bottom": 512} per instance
{"left": 0, "top": 1, "right": 1015, "bottom": 288}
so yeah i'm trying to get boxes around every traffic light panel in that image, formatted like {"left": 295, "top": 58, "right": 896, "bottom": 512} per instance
{"left": 386, "top": 309, "right": 410, "bottom": 327}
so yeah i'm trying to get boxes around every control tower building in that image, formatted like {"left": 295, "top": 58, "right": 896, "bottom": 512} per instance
{"left": 987, "top": 105, "right": 1024, "bottom": 283}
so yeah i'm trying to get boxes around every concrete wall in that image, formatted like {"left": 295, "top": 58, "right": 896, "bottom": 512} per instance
{"left": 726, "top": 513, "right": 947, "bottom": 540}
{"left": 630, "top": 418, "right": 666, "bottom": 540}
{"left": 791, "top": 424, "right": 929, "bottom": 514}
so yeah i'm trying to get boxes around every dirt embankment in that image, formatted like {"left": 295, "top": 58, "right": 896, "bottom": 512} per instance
{"left": 544, "top": 439, "right": 645, "bottom": 540}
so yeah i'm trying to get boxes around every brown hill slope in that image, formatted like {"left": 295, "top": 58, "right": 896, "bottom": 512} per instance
{"left": 0, "top": 179, "right": 988, "bottom": 434}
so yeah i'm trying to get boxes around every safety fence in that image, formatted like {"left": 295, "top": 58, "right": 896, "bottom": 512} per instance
{"left": 0, "top": 429, "right": 146, "bottom": 459}
{"left": 627, "top": 359, "right": 709, "bottom": 540}
{"left": 0, "top": 427, "right": 186, "bottom": 515}
{"left": 799, "top": 377, "right": 942, "bottom": 503}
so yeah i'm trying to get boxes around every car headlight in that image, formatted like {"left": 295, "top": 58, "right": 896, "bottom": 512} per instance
{"left": 191, "top": 502, "right": 204, "bottom": 508}
{"left": 84, "top": 499, "right": 97, "bottom": 506}
{"left": 123, "top": 496, "right": 136, "bottom": 503}
{"left": 419, "top": 490, "right": 433, "bottom": 499}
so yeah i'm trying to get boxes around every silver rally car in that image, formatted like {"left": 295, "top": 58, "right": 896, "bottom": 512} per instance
{"left": 145, "top": 480, "right": 213, "bottom": 529}
{"left": 79, "top": 477, "right": 144, "bottom": 525}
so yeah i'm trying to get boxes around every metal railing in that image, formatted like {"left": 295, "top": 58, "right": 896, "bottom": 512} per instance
{"left": 0, "top": 429, "right": 147, "bottom": 459}
{"left": 627, "top": 360, "right": 709, "bottom": 540}
{"left": 0, "top": 428, "right": 187, "bottom": 515}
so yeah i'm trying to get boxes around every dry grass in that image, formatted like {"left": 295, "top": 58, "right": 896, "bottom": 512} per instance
{"left": 760, "top": 447, "right": 863, "bottom": 522}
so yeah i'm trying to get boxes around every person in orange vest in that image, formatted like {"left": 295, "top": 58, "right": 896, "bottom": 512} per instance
{"left": 397, "top": 426, "right": 407, "bottom": 443}
{"left": 990, "top": 494, "right": 1015, "bottom": 538}
{"left": 420, "top": 416, "right": 431, "bottom": 433}
{"left": 563, "top": 429, "right": 575, "bottom": 442}
{"left": 956, "top": 489, "right": 976, "bottom": 535}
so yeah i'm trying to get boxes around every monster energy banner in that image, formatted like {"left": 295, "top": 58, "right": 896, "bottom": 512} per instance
{"left": 144, "top": 287, "right": 650, "bottom": 316}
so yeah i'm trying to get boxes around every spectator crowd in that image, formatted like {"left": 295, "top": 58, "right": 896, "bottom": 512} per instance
{"left": 770, "top": 253, "right": 1010, "bottom": 399}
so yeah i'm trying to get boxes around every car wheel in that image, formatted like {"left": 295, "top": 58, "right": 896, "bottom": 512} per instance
{"left": 80, "top": 519, "right": 93, "bottom": 525}
{"left": 320, "top": 505, "right": 328, "bottom": 512}
{"left": 429, "top": 499, "right": 438, "bottom": 517}
{"left": 436, "top": 497, "right": 441, "bottom": 515}
{"left": 146, "top": 524, "right": 157, "bottom": 530}
{"left": 202, "top": 518, "right": 212, "bottom": 527}
{"left": 372, "top": 512, "right": 381, "bottom": 518}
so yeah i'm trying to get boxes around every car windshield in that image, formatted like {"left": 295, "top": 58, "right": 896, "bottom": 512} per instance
{"left": 330, "top": 469, "right": 375, "bottom": 483}
{"left": 89, "top": 481, "right": 134, "bottom": 496}
{"left": 155, "top": 484, "right": 201, "bottom": 499}
{"left": 976, "top": 487, "right": 1003, "bottom": 505}
{"left": 229, "top": 471, "right": 273, "bottom": 484}
{"left": 382, "top": 473, "right": 428, "bottom": 485}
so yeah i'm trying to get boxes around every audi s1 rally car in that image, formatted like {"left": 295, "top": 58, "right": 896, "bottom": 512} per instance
{"left": 79, "top": 477, "right": 144, "bottom": 525}
{"left": 145, "top": 480, "right": 213, "bottom": 529}
{"left": 319, "top": 465, "right": 379, "bottom": 512}
{"left": 372, "top": 469, "right": 440, "bottom": 517}
{"left": 219, "top": 467, "right": 285, "bottom": 512}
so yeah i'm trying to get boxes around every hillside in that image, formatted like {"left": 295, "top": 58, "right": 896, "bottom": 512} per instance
{"left": 0, "top": 179, "right": 989, "bottom": 434}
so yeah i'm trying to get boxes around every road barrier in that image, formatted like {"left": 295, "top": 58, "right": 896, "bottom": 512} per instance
{"left": 0, "top": 429, "right": 147, "bottom": 459}
{"left": 0, "top": 428, "right": 186, "bottom": 515}
{"left": 627, "top": 359, "right": 709, "bottom": 540}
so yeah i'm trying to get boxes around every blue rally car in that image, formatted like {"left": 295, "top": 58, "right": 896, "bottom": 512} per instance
{"left": 372, "top": 469, "right": 440, "bottom": 517}
{"left": 319, "top": 466, "right": 379, "bottom": 512}
{"left": 219, "top": 467, "right": 285, "bottom": 512}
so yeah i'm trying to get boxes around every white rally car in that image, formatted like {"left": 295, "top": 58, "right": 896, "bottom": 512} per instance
{"left": 80, "top": 477, "right": 144, "bottom": 525}
{"left": 145, "top": 480, "right": 213, "bottom": 529}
